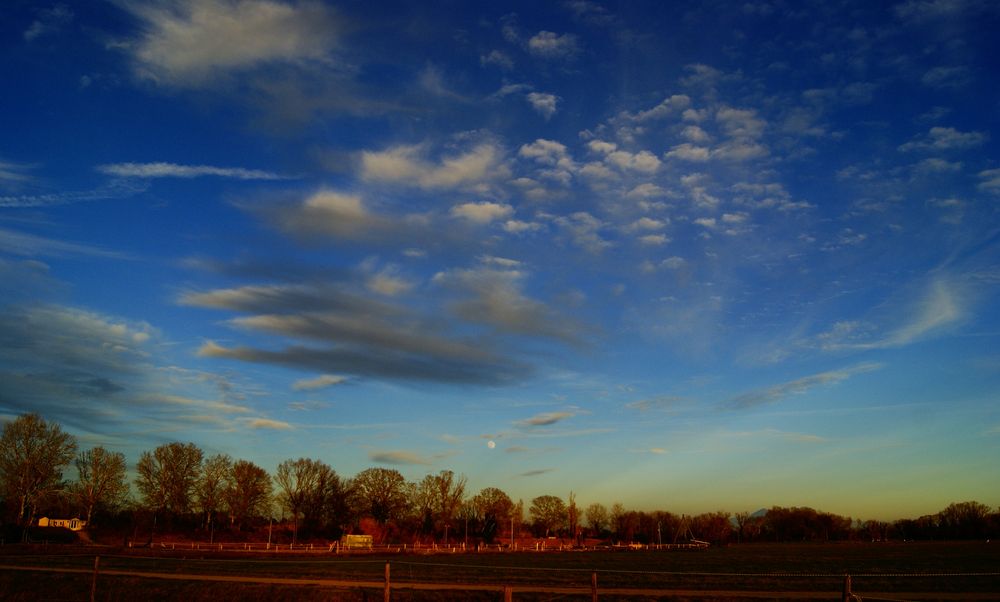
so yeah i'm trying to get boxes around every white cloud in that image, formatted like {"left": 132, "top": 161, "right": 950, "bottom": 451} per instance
{"left": 366, "top": 266, "right": 415, "bottom": 296}
{"left": 130, "top": 0, "right": 340, "bottom": 85}
{"left": 555, "top": 212, "right": 612, "bottom": 253}
{"left": 665, "top": 143, "right": 710, "bottom": 162}
{"left": 661, "top": 256, "right": 686, "bottom": 269}
{"left": 626, "top": 183, "right": 668, "bottom": 199}
{"left": 503, "top": 220, "right": 543, "bottom": 233}
{"left": 913, "top": 158, "right": 962, "bottom": 174}
{"left": 694, "top": 217, "right": 716, "bottom": 228}
{"left": 579, "top": 161, "right": 617, "bottom": 180}
{"left": 361, "top": 142, "right": 508, "bottom": 191}
{"left": 526, "top": 92, "right": 560, "bottom": 119}
{"left": 519, "top": 139, "right": 571, "bottom": 166}
{"left": 292, "top": 374, "right": 347, "bottom": 391}
{"left": 629, "top": 94, "right": 691, "bottom": 121}
{"left": 921, "top": 66, "right": 971, "bottom": 88}
{"left": 480, "top": 50, "right": 514, "bottom": 70}
{"left": 527, "top": 31, "right": 580, "bottom": 59}
{"left": 245, "top": 417, "right": 293, "bottom": 430}
{"left": 898, "top": 126, "right": 988, "bottom": 152}
{"left": 628, "top": 217, "right": 666, "bottom": 231}
{"left": 712, "top": 140, "right": 769, "bottom": 161}
{"left": 587, "top": 140, "right": 617, "bottom": 154}
{"left": 450, "top": 201, "right": 514, "bottom": 224}
{"left": 98, "top": 162, "right": 288, "bottom": 180}
{"left": 638, "top": 234, "right": 668, "bottom": 245}
{"left": 607, "top": 150, "right": 661, "bottom": 173}
{"left": 716, "top": 107, "right": 766, "bottom": 138}
{"left": 978, "top": 168, "right": 1000, "bottom": 194}
{"left": 681, "top": 125, "right": 710, "bottom": 143}
{"left": 23, "top": 4, "right": 73, "bottom": 42}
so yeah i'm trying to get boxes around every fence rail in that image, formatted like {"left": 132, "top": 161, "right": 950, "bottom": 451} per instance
{"left": 2, "top": 554, "right": 999, "bottom": 601}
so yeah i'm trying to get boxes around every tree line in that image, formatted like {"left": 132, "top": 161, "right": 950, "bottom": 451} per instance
{"left": 2, "top": 413, "right": 997, "bottom": 544}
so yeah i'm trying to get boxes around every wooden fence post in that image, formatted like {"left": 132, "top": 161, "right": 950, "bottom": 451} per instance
{"left": 842, "top": 574, "right": 852, "bottom": 602}
{"left": 503, "top": 585, "right": 512, "bottom": 602}
{"left": 591, "top": 570, "right": 598, "bottom": 602}
{"left": 90, "top": 556, "right": 100, "bottom": 602}
{"left": 384, "top": 561, "right": 390, "bottom": 602}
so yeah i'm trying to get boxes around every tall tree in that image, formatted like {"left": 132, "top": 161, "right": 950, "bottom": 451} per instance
{"left": 0, "top": 413, "right": 77, "bottom": 527}
{"left": 585, "top": 502, "right": 608, "bottom": 536}
{"left": 135, "top": 442, "right": 203, "bottom": 516}
{"left": 529, "top": 495, "right": 566, "bottom": 538}
{"left": 471, "top": 486, "right": 513, "bottom": 544}
{"left": 197, "top": 454, "right": 232, "bottom": 529}
{"left": 70, "top": 446, "right": 128, "bottom": 526}
{"left": 224, "top": 459, "right": 272, "bottom": 530}
{"left": 567, "top": 491, "right": 579, "bottom": 543}
{"left": 274, "top": 457, "right": 331, "bottom": 543}
{"left": 415, "top": 470, "right": 467, "bottom": 542}
{"left": 352, "top": 467, "right": 409, "bottom": 527}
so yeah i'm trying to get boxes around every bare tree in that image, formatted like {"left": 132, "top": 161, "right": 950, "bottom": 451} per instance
{"left": 197, "top": 453, "right": 232, "bottom": 529}
{"left": 567, "top": 491, "right": 579, "bottom": 544}
{"left": 224, "top": 459, "right": 272, "bottom": 530}
{"left": 70, "top": 446, "right": 128, "bottom": 526}
{"left": 274, "top": 457, "right": 333, "bottom": 543}
{"left": 135, "top": 442, "right": 203, "bottom": 516}
{"left": 0, "top": 413, "right": 77, "bottom": 527}
{"left": 585, "top": 502, "right": 608, "bottom": 536}
{"left": 416, "top": 470, "right": 466, "bottom": 543}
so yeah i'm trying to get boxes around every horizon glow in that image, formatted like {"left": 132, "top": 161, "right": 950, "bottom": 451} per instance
{"left": 1, "top": 0, "right": 999, "bottom": 523}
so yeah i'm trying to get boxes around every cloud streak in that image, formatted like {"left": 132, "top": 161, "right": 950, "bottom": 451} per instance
{"left": 726, "top": 363, "right": 883, "bottom": 410}
{"left": 98, "top": 162, "right": 290, "bottom": 180}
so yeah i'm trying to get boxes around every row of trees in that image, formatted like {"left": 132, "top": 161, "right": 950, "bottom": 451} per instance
{"left": 2, "top": 414, "right": 998, "bottom": 544}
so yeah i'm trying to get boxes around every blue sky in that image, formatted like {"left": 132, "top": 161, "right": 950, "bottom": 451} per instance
{"left": 2, "top": 0, "right": 999, "bottom": 521}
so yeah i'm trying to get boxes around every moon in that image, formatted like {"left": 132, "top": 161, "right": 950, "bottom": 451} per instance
{"left": 487, "top": 440, "right": 496, "bottom": 449}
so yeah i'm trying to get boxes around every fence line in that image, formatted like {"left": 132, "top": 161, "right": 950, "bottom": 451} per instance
{"left": 7, "top": 551, "right": 1000, "bottom": 579}
{"left": 3, "top": 559, "right": 999, "bottom": 601}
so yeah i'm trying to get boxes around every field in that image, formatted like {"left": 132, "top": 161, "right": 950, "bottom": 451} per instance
{"left": 1, "top": 541, "right": 998, "bottom": 600}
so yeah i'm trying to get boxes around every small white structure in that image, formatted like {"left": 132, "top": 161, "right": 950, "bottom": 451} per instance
{"left": 37, "top": 517, "right": 87, "bottom": 531}
{"left": 339, "top": 534, "right": 373, "bottom": 549}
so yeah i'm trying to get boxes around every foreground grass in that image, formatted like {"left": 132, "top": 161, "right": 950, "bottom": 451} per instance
{"left": 1, "top": 541, "right": 997, "bottom": 600}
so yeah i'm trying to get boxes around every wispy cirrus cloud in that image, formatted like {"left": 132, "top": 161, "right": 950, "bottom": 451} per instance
{"left": 244, "top": 417, "right": 293, "bottom": 430}
{"left": 518, "top": 468, "right": 556, "bottom": 477}
{"left": 291, "top": 374, "right": 347, "bottom": 391}
{"left": 0, "top": 180, "right": 148, "bottom": 208}
{"left": 515, "top": 411, "right": 575, "bottom": 427}
{"left": 726, "top": 363, "right": 883, "bottom": 410}
{"left": 0, "top": 227, "right": 127, "bottom": 259}
{"left": 369, "top": 449, "right": 432, "bottom": 465}
{"left": 98, "top": 162, "right": 290, "bottom": 180}
{"left": 817, "top": 279, "right": 965, "bottom": 351}
{"left": 625, "top": 396, "right": 684, "bottom": 412}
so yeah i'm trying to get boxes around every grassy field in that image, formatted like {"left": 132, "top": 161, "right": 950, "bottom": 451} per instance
{"left": 1, "top": 541, "right": 998, "bottom": 600}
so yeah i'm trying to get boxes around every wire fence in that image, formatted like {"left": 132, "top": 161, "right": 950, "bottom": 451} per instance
{"left": 2, "top": 552, "right": 999, "bottom": 601}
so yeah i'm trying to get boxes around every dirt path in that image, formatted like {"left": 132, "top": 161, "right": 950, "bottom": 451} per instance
{"left": 2, "top": 563, "right": 998, "bottom": 600}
